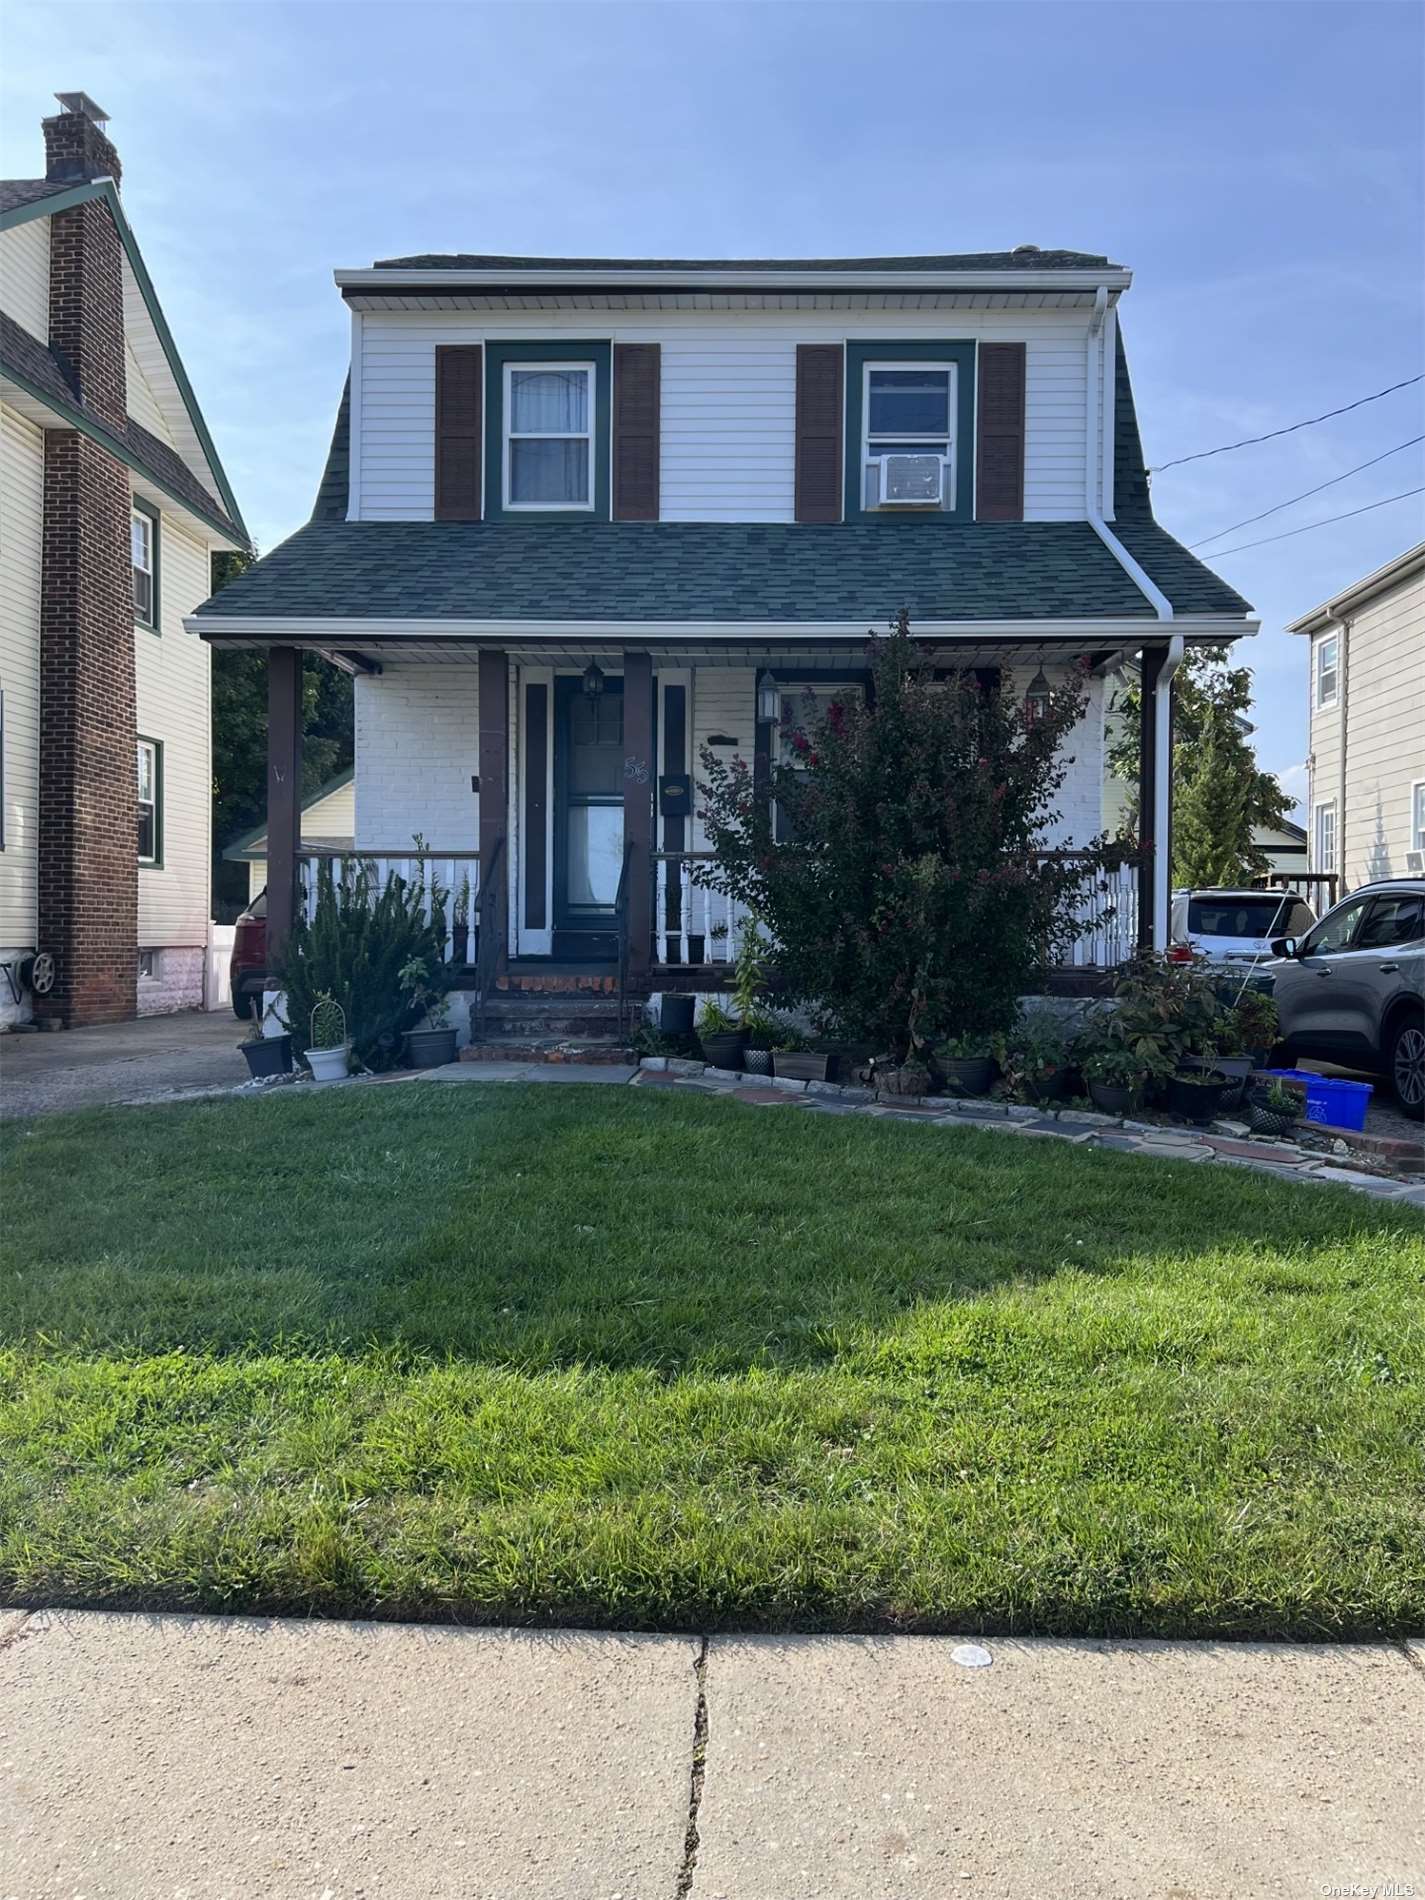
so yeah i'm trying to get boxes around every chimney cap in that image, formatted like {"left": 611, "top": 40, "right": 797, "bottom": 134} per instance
{"left": 54, "top": 91, "right": 111, "bottom": 126}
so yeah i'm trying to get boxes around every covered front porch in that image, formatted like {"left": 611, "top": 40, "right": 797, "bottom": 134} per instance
{"left": 235, "top": 629, "right": 1181, "bottom": 1003}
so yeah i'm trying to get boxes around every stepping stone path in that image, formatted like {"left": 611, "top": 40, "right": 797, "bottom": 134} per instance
{"left": 629, "top": 1060, "right": 1424, "bottom": 1203}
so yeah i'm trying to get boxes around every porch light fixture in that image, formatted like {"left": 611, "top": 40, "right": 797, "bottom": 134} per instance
{"left": 1024, "top": 667, "right": 1051, "bottom": 727}
{"left": 756, "top": 669, "right": 780, "bottom": 724}
{"left": 581, "top": 659, "right": 605, "bottom": 700}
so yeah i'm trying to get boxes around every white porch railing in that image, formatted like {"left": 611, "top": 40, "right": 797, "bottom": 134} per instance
{"left": 652, "top": 852, "right": 750, "bottom": 965}
{"left": 299, "top": 850, "right": 481, "bottom": 965}
{"left": 651, "top": 848, "right": 1142, "bottom": 972}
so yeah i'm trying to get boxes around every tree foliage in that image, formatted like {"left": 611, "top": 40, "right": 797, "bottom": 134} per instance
{"left": 1107, "top": 647, "right": 1291, "bottom": 885}
{"left": 695, "top": 614, "right": 1117, "bottom": 1054}
{"left": 208, "top": 549, "right": 354, "bottom": 855}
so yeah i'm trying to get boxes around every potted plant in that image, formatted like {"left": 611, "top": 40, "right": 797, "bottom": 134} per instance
{"left": 697, "top": 999, "right": 746, "bottom": 1071}
{"left": 770, "top": 1023, "right": 831, "bottom": 1083}
{"left": 933, "top": 1031, "right": 998, "bottom": 1097}
{"left": 1247, "top": 1078, "right": 1303, "bottom": 1138}
{"left": 729, "top": 920, "right": 774, "bottom": 1071}
{"left": 1227, "top": 986, "right": 1279, "bottom": 1070}
{"left": 1080, "top": 1046, "right": 1150, "bottom": 1116}
{"left": 238, "top": 1018, "right": 292, "bottom": 1079}
{"left": 304, "top": 992, "right": 350, "bottom": 1081}
{"left": 1165, "top": 1065, "right": 1230, "bottom": 1124}
{"left": 741, "top": 1009, "right": 779, "bottom": 1076}
{"left": 999, "top": 1015, "right": 1072, "bottom": 1104}
{"left": 399, "top": 955, "right": 458, "bottom": 1067}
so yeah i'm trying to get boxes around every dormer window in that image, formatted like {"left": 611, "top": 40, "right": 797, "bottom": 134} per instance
{"left": 503, "top": 364, "right": 594, "bottom": 510}
{"left": 862, "top": 363, "right": 956, "bottom": 510}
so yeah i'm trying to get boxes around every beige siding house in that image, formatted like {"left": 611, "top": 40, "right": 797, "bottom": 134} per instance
{"left": 0, "top": 95, "right": 246, "bottom": 1027}
{"left": 224, "top": 771, "right": 356, "bottom": 902}
{"left": 1290, "top": 543, "right": 1425, "bottom": 895}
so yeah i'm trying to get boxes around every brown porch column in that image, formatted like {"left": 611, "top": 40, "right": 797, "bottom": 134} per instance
{"left": 478, "top": 649, "right": 509, "bottom": 975}
{"left": 623, "top": 650, "right": 654, "bottom": 982}
{"left": 266, "top": 645, "right": 302, "bottom": 968}
{"left": 1136, "top": 644, "right": 1165, "bottom": 953}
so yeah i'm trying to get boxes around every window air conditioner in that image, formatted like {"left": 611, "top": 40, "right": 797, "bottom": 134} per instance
{"left": 867, "top": 453, "right": 947, "bottom": 508}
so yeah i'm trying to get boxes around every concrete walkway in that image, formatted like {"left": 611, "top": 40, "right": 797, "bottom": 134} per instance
{"left": 0, "top": 1010, "right": 241, "bottom": 1120}
{"left": 1, "top": 1610, "right": 1420, "bottom": 1898}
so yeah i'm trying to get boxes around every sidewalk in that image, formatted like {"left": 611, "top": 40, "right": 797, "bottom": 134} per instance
{"left": 2, "top": 1610, "right": 1421, "bottom": 1898}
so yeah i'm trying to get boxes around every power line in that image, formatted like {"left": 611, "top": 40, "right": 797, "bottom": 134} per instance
{"left": 1148, "top": 374, "right": 1423, "bottom": 476}
{"left": 1190, "top": 435, "right": 1425, "bottom": 547}
{"left": 1204, "top": 486, "right": 1425, "bottom": 558}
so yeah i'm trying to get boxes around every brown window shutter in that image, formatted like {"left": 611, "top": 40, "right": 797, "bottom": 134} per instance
{"left": 434, "top": 344, "right": 483, "bottom": 521}
{"left": 794, "top": 344, "right": 844, "bottom": 524}
{"left": 975, "top": 342, "right": 1026, "bottom": 521}
{"left": 613, "top": 344, "right": 660, "bottom": 520}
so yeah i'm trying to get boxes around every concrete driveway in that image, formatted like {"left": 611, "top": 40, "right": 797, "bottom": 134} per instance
{"left": 0, "top": 1011, "right": 244, "bottom": 1119}
{"left": 1, "top": 1611, "right": 1420, "bottom": 1899}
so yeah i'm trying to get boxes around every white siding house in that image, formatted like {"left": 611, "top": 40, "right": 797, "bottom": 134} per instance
{"left": 1291, "top": 543, "right": 1425, "bottom": 893}
{"left": 193, "top": 248, "right": 1255, "bottom": 1033}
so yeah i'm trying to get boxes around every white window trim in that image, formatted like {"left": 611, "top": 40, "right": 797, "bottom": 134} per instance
{"left": 862, "top": 360, "right": 957, "bottom": 512}
{"left": 1314, "top": 631, "right": 1340, "bottom": 710}
{"left": 502, "top": 361, "right": 595, "bottom": 513}
{"left": 1313, "top": 797, "right": 1338, "bottom": 875}
{"left": 1412, "top": 779, "right": 1425, "bottom": 854}
{"left": 137, "top": 736, "right": 159, "bottom": 867}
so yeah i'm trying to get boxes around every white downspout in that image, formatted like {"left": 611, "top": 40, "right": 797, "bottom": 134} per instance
{"left": 1153, "top": 634, "right": 1185, "bottom": 949}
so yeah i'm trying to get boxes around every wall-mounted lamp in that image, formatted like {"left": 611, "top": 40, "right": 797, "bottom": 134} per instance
{"left": 582, "top": 660, "right": 606, "bottom": 700}
{"left": 756, "top": 669, "right": 780, "bottom": 724}
{"left": 1024, "top": 667, "right": 1051, "bottom": 727}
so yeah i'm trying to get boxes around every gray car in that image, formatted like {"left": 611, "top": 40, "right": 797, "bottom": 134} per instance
{"left": 1267, "top": 878, "right": 1425, "bottom": 1115}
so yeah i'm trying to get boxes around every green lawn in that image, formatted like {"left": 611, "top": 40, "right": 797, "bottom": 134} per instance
{"left": 2, "top": 1083, "right": 1421, "bottom": 1638}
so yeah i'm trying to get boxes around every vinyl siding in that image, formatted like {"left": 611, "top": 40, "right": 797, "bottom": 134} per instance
{"left": 1330, "top": 568, "right": 1423, "bottom": 887}
{"left": 0, "top": 216, "right": 50, "bottom": 342}
{"left": 0, "top": 403, "right": 44, "bottom": 953}
{"left": 355, "top": 309, "right": 1092, "bottom": 524}
{"left": 246, "top": 778, "right": 356, "bottom": 898}
{"left": 134, "top": 511, "right": 212, "bottom": 947}
{"left": 125, "top": 339, "right": 173, "bottom": 442}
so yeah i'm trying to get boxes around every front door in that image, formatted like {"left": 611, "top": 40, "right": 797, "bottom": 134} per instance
{"left": 553, "top": 675, "right": 624, "bottom": 957}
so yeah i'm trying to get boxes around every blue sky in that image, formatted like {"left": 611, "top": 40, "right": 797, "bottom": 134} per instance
{"left": 4, "top": 0, "right": 1422, "bottom": 809}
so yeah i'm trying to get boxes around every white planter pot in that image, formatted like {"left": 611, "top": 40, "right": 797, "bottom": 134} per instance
{"left": 305, "top": 1044, "right": 350, "bottom": 1081}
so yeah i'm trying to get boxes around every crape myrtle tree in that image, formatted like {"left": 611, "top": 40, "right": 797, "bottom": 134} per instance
{"left": 695, "top": 613, "right": 1114, "bottom": 1058}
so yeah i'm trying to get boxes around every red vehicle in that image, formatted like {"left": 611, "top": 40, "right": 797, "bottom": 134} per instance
{"left": 229, "top": 889, "right": 268, "bottom": 1019}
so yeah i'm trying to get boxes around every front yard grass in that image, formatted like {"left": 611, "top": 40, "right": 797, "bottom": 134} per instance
{"left": 2, "top": 1082, "right": 1421, "bottom": 1638}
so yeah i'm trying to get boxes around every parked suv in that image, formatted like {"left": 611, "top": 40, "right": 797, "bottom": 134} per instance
{"left": 1266, "top": 878, "right": 1424, "bottom": 1115}
{"left": 1170, "top": 888, "right": 1316, "bottom": 968}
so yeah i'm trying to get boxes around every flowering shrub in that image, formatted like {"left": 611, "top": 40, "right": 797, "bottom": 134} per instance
{"left": 695, "top": 613, "right": 1114, "bottom": 1057}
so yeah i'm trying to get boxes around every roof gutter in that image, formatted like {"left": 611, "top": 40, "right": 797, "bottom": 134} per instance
{"left": 334, "top": 265, "right": 1134, "bottom": 294}
{"left": 1080, "top": 286, "right": 1175, "bottom": 623}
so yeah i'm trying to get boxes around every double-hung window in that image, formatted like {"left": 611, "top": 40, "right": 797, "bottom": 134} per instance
{"left": 137, "top": 737, "right": 161, "bottom": 866}
{"left": 503, "top": 363, "right": 594, "bottom": 510}
{"left": 1314, "top": 799, "right": 1337, "bottom": 876}
{"left": 863, "top": 363, "right": 956, "bottom": 510}
{"left": 1314, "top": 632, "right": 1339, "bottom": 709}
{"left": 132, "top": 504, "right": 158, "bottom": 629}
{"left": 1412, "top": 780, "right": 1425, "bottom": 854}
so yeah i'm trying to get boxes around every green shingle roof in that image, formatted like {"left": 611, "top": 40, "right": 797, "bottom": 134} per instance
{"left": 372, "top": 248, "right": 1121, "bottom": 273}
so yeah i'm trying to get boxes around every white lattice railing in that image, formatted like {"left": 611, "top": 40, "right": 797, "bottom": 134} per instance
{"left": 652, "top": 852, "right": 750, "bottom": 966}
{"left": 651, "top": 849, "right": 1142, "bottom": 972}
{"left": 299, "top": 850, "right": 481, "bottom": 965}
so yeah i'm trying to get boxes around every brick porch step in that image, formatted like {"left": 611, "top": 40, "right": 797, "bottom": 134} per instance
{"left": 460, "top": 1037, "right": 633, "bottom": 1065}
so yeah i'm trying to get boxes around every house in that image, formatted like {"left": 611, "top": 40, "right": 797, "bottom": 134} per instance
{"left": 1254, "top": 817, "right": 1310, "bottom": 882}
{"left": 0, "top": 94, "right": 247, "bottom": 1029}
{"left": 1289, "top": 542, "right": 1424, "bottom": 896}
{"left": 189, "top": 244, "right": 1253, "bottom": 1035}
{"left": 223, "top": 768, "right": 355, "bottom": 902}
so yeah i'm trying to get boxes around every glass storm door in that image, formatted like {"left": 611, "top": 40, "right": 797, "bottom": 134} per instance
{"left": 554, "top": 676, "right": 625, "bottom": 928}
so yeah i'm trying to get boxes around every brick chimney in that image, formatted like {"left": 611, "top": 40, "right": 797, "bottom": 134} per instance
{"left": 36, "top": 92, "right": 138, "bottom": 1026}
{"left": 43, "top": 91, "right": 122, "bottom": 186}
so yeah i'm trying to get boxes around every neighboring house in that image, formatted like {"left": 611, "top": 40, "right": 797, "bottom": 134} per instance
{"left": 0, "top": 94, "right": 246, "bottom": 1029}
{"left": 223, "top": 769, "right": 355, "bottom": 901}
{"left": 1290, "top": 543, "right": 1425, "bottom": 894}
{"left": 1255, "top": 817, "right": 1309, "bottom": 882}
{"left": 190, "top": 244, "right": 1253, "bottom": 1021}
